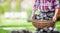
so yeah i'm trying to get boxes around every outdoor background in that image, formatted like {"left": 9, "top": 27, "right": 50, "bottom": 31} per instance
{"left": 0, "top": 0, "right": 60, "bottom": 33}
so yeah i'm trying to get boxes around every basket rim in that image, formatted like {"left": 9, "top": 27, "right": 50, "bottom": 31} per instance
{"left": 32, "top": 19, "right": 53, "bottom": 21}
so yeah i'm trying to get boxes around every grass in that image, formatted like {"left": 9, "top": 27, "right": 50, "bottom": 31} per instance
{"left": 0, "top": 22, "right": 35, "bottom": 30}
{"left": 0, "top": 29, "right": 11, "bottom": 33}
{"left": 0, "top": 22, "right": 35, "bottom": 33}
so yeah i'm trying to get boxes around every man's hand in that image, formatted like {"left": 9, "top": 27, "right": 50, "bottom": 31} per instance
{"left": 31, "top": 14, "right": 34, "bottom": 20}
{"left": 53, "top": 16, "right": 57, "bottom": 22}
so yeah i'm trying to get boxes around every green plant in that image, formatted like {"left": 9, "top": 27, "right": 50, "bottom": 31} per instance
{"left": 0, "top": 6, "right": 4, "bottom": 15}
{"left": 25, "top": 8, "right": 32, "bottom": 22}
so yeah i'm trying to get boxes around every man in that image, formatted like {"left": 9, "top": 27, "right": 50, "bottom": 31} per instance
{"left": 31, "top": 0, "right": 59, "bottom": 33}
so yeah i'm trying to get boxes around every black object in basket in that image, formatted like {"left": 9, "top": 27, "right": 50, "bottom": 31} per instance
{"left": 32, "top": 15, "right": 55, "bottom": 28}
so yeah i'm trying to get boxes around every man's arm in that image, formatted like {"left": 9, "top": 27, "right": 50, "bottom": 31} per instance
{"left": 53, "top": 0, "right": 59, "bottom": 21}
{"left": 31, "top": 10, "right": 36, "bottom": 18}
{"left": 31, "top": 0, "right": 40, "bottom": 19}
{"left": 53, "top": 9, "right": 58, "bottom": 21}
{"left": 54, "top": 9, "right": 58, "bottom": 17}
{"left": 54, "top": 0, "right": 59, "bottom": 16}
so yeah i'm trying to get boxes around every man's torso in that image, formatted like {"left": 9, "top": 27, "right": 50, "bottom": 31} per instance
{"left": 39, "top": 0, "right": 55, "bottom": 12}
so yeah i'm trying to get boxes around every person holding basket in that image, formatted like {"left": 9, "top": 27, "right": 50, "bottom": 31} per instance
{"left": 31, "top": 0, "right": 59, "bottom": 33}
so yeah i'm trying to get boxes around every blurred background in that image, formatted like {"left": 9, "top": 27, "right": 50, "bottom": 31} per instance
{"left": 0, "top": 0, "right": 60, "bottom": 33}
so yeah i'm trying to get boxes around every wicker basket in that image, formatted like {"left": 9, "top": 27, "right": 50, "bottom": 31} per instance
{"left": 32, "top": 15, "right": 55, "bottom": 28}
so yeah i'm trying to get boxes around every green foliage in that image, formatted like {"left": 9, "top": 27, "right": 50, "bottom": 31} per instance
{"left": 14, "top": 4, "right": 21, "bottom": 12}
{"left": 25, "top": 8, "right": 32, "bottom": 14}
{"left": 57, "top": 17, "right": 60, "bottom": 21}
{"left": 0, "top": 6, "right": 4, "bottom": 14}
{"left": 59, "top": 0, "right": 60, "bottom": 3}
{"left": 0, "top": 29, "right": 11, "bottom": 33}
{"left": 25, "top": 8, "right": 32, "bottom": 22}
{"left": 3, "top": 4, "right": 10, "bottom": 12}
